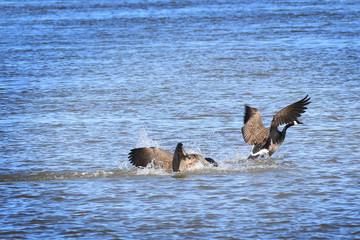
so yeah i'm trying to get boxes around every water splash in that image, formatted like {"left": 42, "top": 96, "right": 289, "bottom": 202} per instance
{"left": 136, "top": 127, "right": 160, "bottom": 148}
{"left": 184, "top": 145, "right": 203, "bottom": 155}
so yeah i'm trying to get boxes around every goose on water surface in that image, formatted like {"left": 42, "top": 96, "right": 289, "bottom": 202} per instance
{"left": 242, "top": 95, "right": 311, "bottom": 159}
{"left": 128, "top": 143, "right": 217, "bottom": 173}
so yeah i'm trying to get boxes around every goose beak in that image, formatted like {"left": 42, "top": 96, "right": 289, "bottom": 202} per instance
{"left": 297, "top": 121, "right": 303, "bottom": 124}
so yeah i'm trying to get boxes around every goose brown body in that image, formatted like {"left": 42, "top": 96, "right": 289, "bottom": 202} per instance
{"left": 128, "top": 143, "right": 217, "bottom": 173}
{"left": 242, "top": 95, "right": 311, "bottom": 158}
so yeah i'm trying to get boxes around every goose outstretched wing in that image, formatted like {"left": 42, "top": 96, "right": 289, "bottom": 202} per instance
{"left": 271, "top": 95, "right": 311, "bottom": 127}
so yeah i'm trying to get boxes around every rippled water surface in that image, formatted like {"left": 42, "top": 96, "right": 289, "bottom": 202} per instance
{"left": 1, "top": 0, "right": 360, "bottom": 239}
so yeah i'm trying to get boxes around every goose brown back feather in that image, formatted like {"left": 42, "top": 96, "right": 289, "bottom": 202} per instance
{"left": 173, "top": 143, "right": 210, "bottom": 172}
{"left": 242, "top": 106, "right": 269, "bottom": 145}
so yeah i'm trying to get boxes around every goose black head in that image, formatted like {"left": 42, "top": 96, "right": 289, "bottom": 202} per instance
{"left": 205, "top": 157, "right": 218, "bottom": 167}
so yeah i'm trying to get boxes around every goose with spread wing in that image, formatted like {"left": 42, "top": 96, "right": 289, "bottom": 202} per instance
{"left": 129, "top": 143, "right": 217, "bottom": 172}
{"left": 242, "top": 95, "right": 311, "bottom": 159}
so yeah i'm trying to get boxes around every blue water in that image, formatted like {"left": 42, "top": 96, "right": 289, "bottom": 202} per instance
{"left": 1, "top": 0, "right": 360, "bottom": 239}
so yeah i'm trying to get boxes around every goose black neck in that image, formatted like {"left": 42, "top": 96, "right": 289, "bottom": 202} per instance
{"left": 282, "top": 122, "right": 295, "bottom": 134}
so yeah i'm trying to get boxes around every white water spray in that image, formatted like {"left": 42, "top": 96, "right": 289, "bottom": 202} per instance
{"left": 135, "top": 127, "right": 160, "bottom": 148}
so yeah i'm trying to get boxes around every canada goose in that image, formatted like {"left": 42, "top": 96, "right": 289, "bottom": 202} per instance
{"left": 242, "top": 95, "right": 311, "bottom": 159}
{"left": 128, "top": 143, "right": 217, "bottom": 173}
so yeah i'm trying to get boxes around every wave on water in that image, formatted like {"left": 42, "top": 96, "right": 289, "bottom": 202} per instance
{"left": 0, "top": 158, "right": 293, "bottom": 182}
{"left": 0, "top": 169, "right": 130, "bottom": 182}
